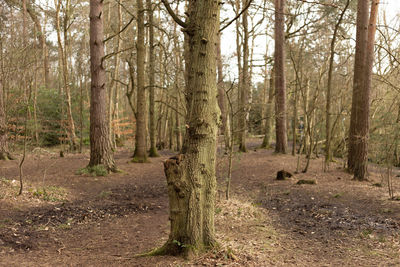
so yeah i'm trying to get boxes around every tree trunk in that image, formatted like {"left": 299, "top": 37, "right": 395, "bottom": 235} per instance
{"left": 55, "top": 0, "right": 77, "bottom": 150}
{"left": 88, "top": 0, "right": 117, "bottom": 172}
{"left": 147, "top": 0, "right": 158, "bottom": 157}
{"left": 158, "top": 0, "right": 220, "bottom": 257}
{"left": 108, "top": 1, "right": 122, "bottom": 150}
{"left": 216, "top": 33, "right": 231, "bottom": 152}
{"left": 292, "top": 85, "right": 298, "bottom": 156}
{"left": 274, "top": 0, "right": 288, "bottom": 153}
{"left": 325, "top": 0, "right": 350, "bottom": 171}
{"left": 239, "top": 1, "right": 249, "bottom": 152}
{"left": 348, "top": 0, "right": 379, "bottom": 180}
{"left": 0, "top": 74, "right": 11, "bottom": 160}
{"left": 234, "top": 0, "right": 242, "bottom": 143}
{"left": 262, "top": 67, "right": 275, "bottom": 148}
{"left": 133, "top": 0, "right": 148, "bottom": 162}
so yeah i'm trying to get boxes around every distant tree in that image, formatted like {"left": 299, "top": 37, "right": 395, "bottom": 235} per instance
{"left": 274, "top": 0, "right": 288, "bottom": 153}
{"left": 88, "top": 0, "right": 116, "bottom": 172}
{"left": 238, "top": 0, "right": 250, "bottom": 152}
{"left": 325, "top": 0, "right": 350, "bottom": 171}
{"left": 133, "top": 0, "right": 148, "bottom": 162}
{"left": 147, "top": 0, "right": 158, "bottom": 157}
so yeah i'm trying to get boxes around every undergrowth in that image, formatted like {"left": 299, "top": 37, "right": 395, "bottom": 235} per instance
{"left": 76, "top": 165, "right": 108, "bottom": 176}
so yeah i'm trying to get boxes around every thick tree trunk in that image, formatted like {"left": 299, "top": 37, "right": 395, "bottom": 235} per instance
{"left": 348, "top": 0, "right": 378, "bottom": 180}
{"left": 133, "top": 0, "right": 148, "bottom": 162}
{"left": 147, "top": 0, "right": 158, "bottom": 157}
{"left": 88, "top": 0, "right": 116, "bottom": 172}
{"left": 159, "top": 0, "right": 220, "bottom": 257}
{"left": 274, "top": 0, "right": 288, "bottom": 153}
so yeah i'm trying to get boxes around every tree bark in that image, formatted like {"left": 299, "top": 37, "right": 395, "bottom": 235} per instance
{"left": 158, "top": 0, "right": 220, "bottom": 257}
{"left": 239, "top": 0, "right": 250, "bottom": 152}
{"left": 133, "top": 0, "right": 148, "bottom": 162}
{"left": 274, "top": 0, "right": 288, "bottom": 153}
{"left": 0, "top": 74, "right": 11, "bottom": 160}
{"left": 216, "top": 33, "right": 231, "bottom": 152}
{"left": 108, "top": 1, "right": 122, "bottom": 150}
{"left": 348, "top": 0, "right": 379, "bottom": 180}
{"left": 262, "top": 67, "right": 275, "bottom": 148}
{"left": 88, "top": 0, "right": 117, "bottom": 172}
{"left": 147, "top": 0, "right": 158, "bottom": 157}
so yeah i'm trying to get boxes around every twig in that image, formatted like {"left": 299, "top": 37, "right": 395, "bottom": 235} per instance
{"left": 220, "top": 0, "right": 253, "bottom": 32}
{"left": 161, "top": 0, "right": 187, "bottom": 28}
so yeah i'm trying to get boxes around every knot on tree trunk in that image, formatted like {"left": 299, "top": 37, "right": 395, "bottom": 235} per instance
{"left": 164, "top": 154, "right": 187, "bottom": 198}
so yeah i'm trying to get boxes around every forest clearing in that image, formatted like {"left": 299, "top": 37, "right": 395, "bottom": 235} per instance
{"left": 2, "top": 0, "right": 400, "bottom": 265}
{"left": 0, "top": 138, "right": 399, "bottom": 266}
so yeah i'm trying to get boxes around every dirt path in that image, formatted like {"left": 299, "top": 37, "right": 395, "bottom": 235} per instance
{"left": 0, "top": 138, "right": 399, "bottom": 266}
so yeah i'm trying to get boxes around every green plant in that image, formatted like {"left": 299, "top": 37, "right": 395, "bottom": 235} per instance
{"left": 215, "top": 207, "right": 222, "bottom": 214}
{"left": 76, "top": 165, "right": 108, "bottom": 176}
{"left": 32, "top": 186, "right": 66, "bottom": 202}
{"left": 360, "top": 229, "right": 373, "bottom": 238}
{"left": 99, "top": 190, "right": 112, "bottom": 198}
{"left": 58, "top": 218, "right": 73, "bottom": 230}
{"left": 333, "top": 193, "right": 343, "bottom": 198}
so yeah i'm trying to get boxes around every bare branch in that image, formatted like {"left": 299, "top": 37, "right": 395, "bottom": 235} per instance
{"left": 220, "top": 0, "right": 253, "bottom": 32}
{"left": 161, "top": 0, "right": 188, "bottom": 28}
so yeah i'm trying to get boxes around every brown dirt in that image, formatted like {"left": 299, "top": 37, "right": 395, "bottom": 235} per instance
{"left": 0, "top": 138, "right": 399, "bottom": 266}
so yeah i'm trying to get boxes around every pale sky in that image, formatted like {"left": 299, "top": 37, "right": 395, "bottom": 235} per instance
{"left": 383, "top": 0, "right": 400, "bottom": 20}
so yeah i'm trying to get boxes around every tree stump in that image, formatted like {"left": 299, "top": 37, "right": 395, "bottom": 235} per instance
{"left": 276, "top": 170, "right": 293, "bottom": 180}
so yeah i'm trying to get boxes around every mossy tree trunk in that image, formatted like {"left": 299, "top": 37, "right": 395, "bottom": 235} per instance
{"left": 88, "top": 0, "right": 116, "bottom": 172}
{"left": 159, "top": 0, "right": 220, "bottom": 257}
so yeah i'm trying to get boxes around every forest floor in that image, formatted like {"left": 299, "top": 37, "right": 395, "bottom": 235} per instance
{"left": 0, "top": 137, "right": 400, "bottom": 266}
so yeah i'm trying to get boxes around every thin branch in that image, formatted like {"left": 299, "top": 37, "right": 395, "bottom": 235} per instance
{"left": 161, "top": 0, "right": 188, "bottom": 28}
{"left": 104, "top": 17, "right": 135, "bottom": 43}
{"left": 220, "top": 0, "right": 253, "bottom": 32}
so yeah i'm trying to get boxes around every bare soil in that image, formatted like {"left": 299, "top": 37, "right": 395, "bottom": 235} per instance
{"left": 0, "top": 138, "right": 399, "bottom": 266}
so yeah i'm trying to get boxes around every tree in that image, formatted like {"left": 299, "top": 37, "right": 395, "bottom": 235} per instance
{"left": 147, "top": 0, "right": 159, "bottom": 157}
{"left": 55, "top": 0, "right": 78, "bottom": 150}
{"left": 216, "top": 32, "right": 231, "bottom": 152}
{"left": 88, "top": 0, "right": 116, "bottom": 172}
{"left": 325, "top": 0, "right": 350, "bottom": 171}
{"left": 132, "top": 0, "right": 148, "bottom": 163}
{"left": 0, "top": 76, "right": 11, "bottom": 160}
{"left": 238, "top": 0, "right": 250, "bottom": 152}
{"left": 274, "top": 0, "right": 288, "bottom": 153}
{"left": 155, "top": 0, "right": 220, "bottom": 257}
{"left": 348, "top": 0, "right": 379, "bottom": 180}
